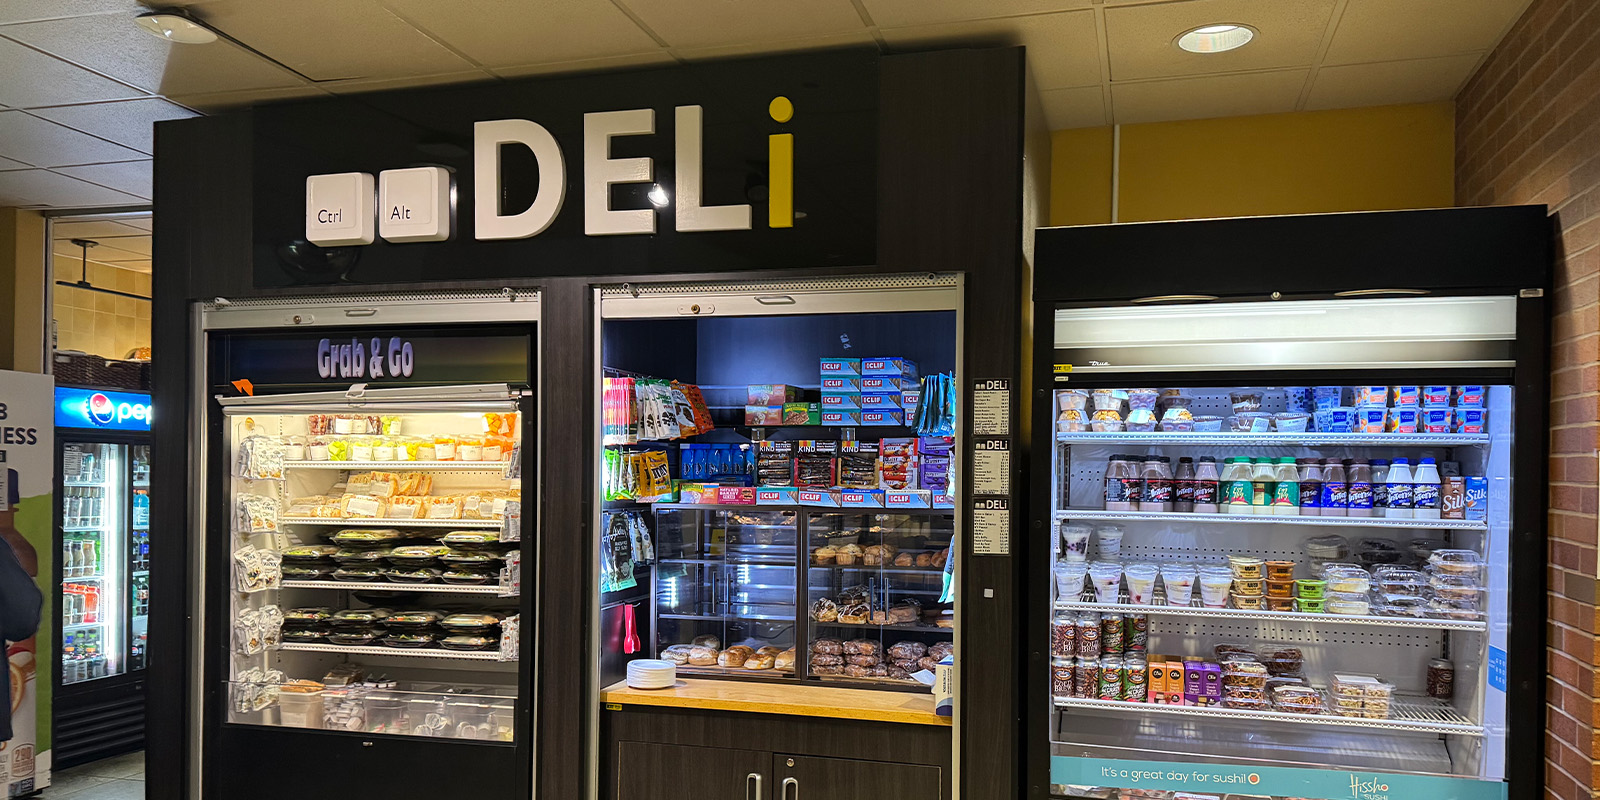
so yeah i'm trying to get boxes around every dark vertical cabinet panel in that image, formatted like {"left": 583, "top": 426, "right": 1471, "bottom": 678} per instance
{"left": 774, "top": 754, "right": 942, "bottom": 799}
{"left": 617, "top": 742, "right": 770, "bottom": 800}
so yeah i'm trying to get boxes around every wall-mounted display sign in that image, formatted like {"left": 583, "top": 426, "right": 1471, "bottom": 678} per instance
{"left": 211, "top": 325, "right": 533, "bottom": 393}
{"left": 54, "top": 387, "right": 152, "bottom": 432}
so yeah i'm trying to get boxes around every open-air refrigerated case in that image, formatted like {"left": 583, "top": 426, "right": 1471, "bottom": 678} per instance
{"left": 195, "top": 294, "right": 538, "bottom": 800}
{"left": 1028, "top": 210, "right": 1549, "bottom": 800}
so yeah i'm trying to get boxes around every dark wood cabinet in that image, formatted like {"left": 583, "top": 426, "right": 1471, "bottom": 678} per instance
{"left": 773, "top": 754, "right": 942, "bottom": 800}
{"left": 618, "top": 742, "right": 770, "bottom": 800}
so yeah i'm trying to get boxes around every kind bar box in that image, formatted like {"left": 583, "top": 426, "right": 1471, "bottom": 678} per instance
{"left": 821, "top": 393, "right": 862, "bottom": 411}
{"left": 821, "top": 376, "right": 861, "bottom": 393}
{"left": 744, "top": 405, "right": 785, "bottom": 426}
{"left": 783, "top": 402, "right": 819, "bottom": 426}
{"left": 820, "top": 358, "right": 862, "bottom": 377}
{"left": 1442, "top": 476, "right": 1466, "bottom": 519}
{"left": 747, "top": 384, "right": 801, "bottom": 405}
{"left": 861, "top": 357, "right": 918, "bottom": 379}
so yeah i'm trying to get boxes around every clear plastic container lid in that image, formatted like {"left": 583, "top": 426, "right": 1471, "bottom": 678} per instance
{"left": 1127, "top": 389, "right": 1160, "bottom": 411}
{"left": 1221, "top": 696, "right": 1270, "bottom": 710}
{"left": 1229, "top": 412, "right": 1273, "bottom": 432}
{"left": 1303, "top": 535, "right": 1348, "bottom": 555}
{"left": 1214, "top": 642, "right": 1256, "bottom": 660}
{"left": 1428, "top": 549, "right": 1485, "bottom": 574}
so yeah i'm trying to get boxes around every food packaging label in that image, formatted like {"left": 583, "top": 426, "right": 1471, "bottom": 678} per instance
{"left": 857, "top": 392, "right": 902, "bottom": 409}
{"left": 820, "top": 358, "right": 862, "bottom": 376}
{"left": 1464, "top": 477, "right": 1488, "bottom": 520}
{"left": 902, "top": 388, "right": 922, "bottom": 407}
{"left": 861, "top": 357, "right": 918, "bottom": 378}
{"left": 1423, "top": 385, "right": 1453, "bottom": 406}
{"left": 679, "top": 482, "right": 720, "bottom": 504}
{"left": 860, "top": 410, "right": 905, "bottom": 426}
{"left": 1455, "top": 385, "right": 1486, "bottom": 407}
{"left": 1314, "top": 407, "right": 1354, "bottom": 433}
{"left": 885, "top": 490, "right": 932, "bottom": 509}
{"left": 783, "top": 402, "right": 819, "bottom": 426}
{"left": 1456, "top": 407, "right": 1488, "bottom": 433}
{"left": 744, "top": 405, "right": 785, "bottom": 425}
{"left": 796, "top": 488, "right": 841, "bottom": 507}
{"left": 1313, "top": 386, "right": 1347, "bottom": 410}
{"left": 934, "top": 656, "right": 954, "bottom": 716}
{"left": 716, "top": 486, "right": 757, "bottom": 505}
{"left": 1422, "top": 407, "right": 1453, "bottom": 433}
{"left": 840, "top": 490, "right": 885, "bottom": 508}
{"left": 1386, "top": 406, "right": 1419, "bottom": 433}
{"left": 747, "top": 384, "right": 800, "bottom": 405}
{"left": 1354, "top": 406, "right": 1387, "bottom": 434}
{"left": 821, "top": 376, "right": 861, "bottom": 393}
{"left": 932, "top": 492, "right": 955, "bottom": 509}
{"left": 1390, "top": 386, "right": 1421, "bottom": 407}
{"left": 821, "top": 393, "right": 862, "bottom": 410}
{"left": 860, "top": 376, "right": 910, "bottom": 393}
{"left": 821, "top": 411, "right": 861, "bottom": 426}
{"left": 1353, "top": 386, "right": 1388, "bottom": 406}
{"left": 1442, "top": 477, "right": 1467, "bottom": 519}
{"left": 1202, "top": 663, "right": 1223, "bottom": 698}
{"left": 758, "top": 486, "right": 798, "bottom": 505}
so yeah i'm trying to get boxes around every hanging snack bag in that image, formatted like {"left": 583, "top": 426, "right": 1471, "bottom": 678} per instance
{"left": 670, "top": 382, "right": 700, "bottom": 438}
{"left": 683, "top": 383, "right": 716, "bottom": 434}
{"left": 635, "top": 450, "right": 673, "bottom": 501}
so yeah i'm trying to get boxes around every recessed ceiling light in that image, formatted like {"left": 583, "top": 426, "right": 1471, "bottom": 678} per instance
{"left": 1176, "top": 23, "right": 1255, "bottom": 54}
{"left": 134, "top": 11, "right": 218, "bottom": 44}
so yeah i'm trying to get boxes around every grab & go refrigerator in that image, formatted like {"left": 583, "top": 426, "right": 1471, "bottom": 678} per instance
{"left": 51, "top": 386, "right": 152, "bottom": 767}
{"left": 192, "top": 292, "right": 539, "bottom": 800}
{"left": 1027, "top": 208, "right": 1550, "bottom": 800}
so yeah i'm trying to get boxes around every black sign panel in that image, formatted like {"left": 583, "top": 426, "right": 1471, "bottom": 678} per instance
{"left": 211, "top": 325, "right": 534, "bottom": 393}
{"left": 251, "top": 50, "right": 878, "bottom": 288}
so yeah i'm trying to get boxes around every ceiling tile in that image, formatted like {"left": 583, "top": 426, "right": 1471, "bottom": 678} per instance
{"left": 861, "top": 0, "right": 1092, "bottom": 28}
{"left": 58, "top": 160, "right": 152, "bottom": 199}
{"left": 386, "top": 0, "right": 663, "bottom": 67}
{"left": 195, "top": 0, "right": 476, "bottom": 81}
{"left": 0, "top": 111, "right": 145, "bottom": 167}
{"left": 54, "top": 239, "right": 145, "bottom": 262}
{"left": 166, "top": 84, "right": 330, "bottom": 113}
{"left": 52, "top": 219, "right": 149, "bottom": 239}
{"left": 1105, "top": 0, "right": 1337, "bottom": 81}
{"left": 882, "top": 10, "right": 1101, "bottom": 91}
{"left": 1325, "top": 0, "right": 1532, "bottom": 65}
{"left": 0, "top": 36, "right": 147, "bottom": 108}
{"left": 619, "top": 0, "right": 864, "bottom": 50}
{"left": 1306, "top": 53, "right": 1483, "bottom": 111}
{"left": 1040, "top": 85, "right": 1106, "bottom": 129}
{"left": 321, "top": 70, "right": 496, "bottom": 96}
{"left": 0, "top": 155, "right": 27, "bottom": 170}
{"left": 676, "top": 30, "right": 876, "bottom": 61}
{"left": 30, "top": 98, "right": 198, "bottom": 154}
{"left": 0, "top": 0, "right": 146, "bottom": 24}
{"left": 0, "top": 168, "right": 143, "bottom": 207}
{"left": 491, "top": 51, "right": 677, "bottom": 79}
{"left": 1111, "top": 69, "right": 1309, "bottom": 125}
{"left": 117, "top": 215, "right": 152, "bottom": 231}
{"left": 3, "top": 12, "right": 307, "bottom": 96}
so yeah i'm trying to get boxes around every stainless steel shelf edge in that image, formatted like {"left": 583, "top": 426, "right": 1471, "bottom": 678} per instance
{"left": 277, "top": 643, "right": 503, "bottom": 660}
{"left": 281, "top": 580, "right": 507, "bottom": 595}
{"left": 283, "top": 461, "right": 515, "bottom": 471}
{"left": 1055, "top": 432, "right": 1490, "bottom": 447}
{"left": 1054, "top": 509, "right": 1487, "bottom": 530}
{"left": 1053, "top": 600, "right": 1487, "bottom": 631}
{"left": 1052, "top": 696, "right": 1482, "bottom": 736}
{"left": 278, "top": 518, "right": 502, "bottom": 528}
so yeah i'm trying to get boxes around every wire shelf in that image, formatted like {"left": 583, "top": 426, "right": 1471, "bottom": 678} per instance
{"left": 1053, "top": 509, "right": 1486, "bottom": 530}
{"left": 278, "top": 517, "right": 502, "bottom": 529}
{"left": 281, "top": 580, "right": 507, "bottom": 595}
{"left": 1054, "top": 432, "right": 1489, "bottom": 447}
{"left": 283, "top": 461, "right": 513, "bottom": 472}
{"left": 1052, "top": 600, "right": 1487, "bottom": 631}
{"left": 1052, "top": 694, "right": 1481, "bottom": 736}
{"left": 278, "top": 642, "right": 503, "bottom": 661}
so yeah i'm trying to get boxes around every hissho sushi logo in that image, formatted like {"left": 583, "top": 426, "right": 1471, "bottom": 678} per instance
{"left": 1349, "top": 775, "right": 1390, "bottom": 800}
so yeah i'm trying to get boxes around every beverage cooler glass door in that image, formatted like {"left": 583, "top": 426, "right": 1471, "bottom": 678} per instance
{"left": 131, "top": 444, "right": 149, "bottom": 671}
{"left": 1043, "top": 297, "right": 1521, "bottom": 800}
{"left": 61, "top": 441, "right": 129, "bottom": 684}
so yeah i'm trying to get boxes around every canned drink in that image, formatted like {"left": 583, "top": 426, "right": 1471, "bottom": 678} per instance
{"left": 1100, "top": 613, "right": 1125, "bottom": 655}
{"left": 1099, "top": 656, "right": 1125, "bottom": 700}
{"left": 1051, "top": 657, "right": 1075, "bottom": 699}
{"left": 1076, "top": 613, "right": 1101, "bottom": 658}
{"left": 1074, "top": 657, "right": 1100, "bottom": 698}
{"left": 1051, "top": 613, "right": 1077, "bottom": 658}
{"left": 1125, "top": 614, "right": 1148, "bottom": 652}
{"left": 1123, "top": 656, "right": 1148, "bottom": 702}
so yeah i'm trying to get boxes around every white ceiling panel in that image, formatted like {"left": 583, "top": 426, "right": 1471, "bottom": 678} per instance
{"left": 0, "top": 0, "right": 147, "bottom": 25}
{"left": 166, "top": 84, "right": 329, "bottom": 113}
{"left": 386, "top": 0, "right": 664, "bottom": 67}
{"left": 1040, "top": 85, "right": 1107, "bottom": 129}
{"left": 30, "top": 97, "right": 198, "bottom": 154}
{"left": 2, "top": 11, "right": 307, "bottom": 96}
{"left": 52, "top": 219, "right": 149, "bottom": 239}
{"left": 1326, "top": 0, "right": 1532, "bottom": 65}
{"left": 54, "top": 239, "right": 146, "bottom": 262}
{"left": 491, "top": 51, "right": 677, "bottom": 79}
{"left": 195, "top": 0, "right": 476, "bottom": 81}
{"left": 882, "top": 10, "right": 1101, "bottom": 91}
{"left": 676, "top": 30, "right": 876, "bottom": 62}
{"left": 58, "top": 160, "right": 153, "bottom": 199}
{"left": 1111, "top": 69, "right": 1309, "bottom": 124}
{"left": 0, "top": 36, "right": 146, "bottom": 108}
{"left": 1105, "top": 0, "right": 1338, "bottom": 81}
{"left": 1306, "top": 52, "right": 1483, "bottom": 110}
{"left": 0, "top": 111, "right": 145, "bottom": 167}
{"left": 862, "top": 0, "right": 1093, "bottom": 29}
{"left": 0, "top": 155, "right": 27, "bottom": 170}
{"left": 618, "top": 0, "right": 865, "bottom": 51}
{"left": 121, "top": 216, "right": 152, "bottom": 231}
{"left": 0, "top": 168, "right": 144, "bottom": 207}
{"left": 321, "top": 70, "right": 496, "bottom": 96}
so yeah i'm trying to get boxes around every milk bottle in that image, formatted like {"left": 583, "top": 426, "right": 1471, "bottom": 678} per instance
{"left": 1412, "top": 457, "right": 1442, "bottom": 519}
{"left": 1385, "top": 458, "right": 1415, "bottom": 519}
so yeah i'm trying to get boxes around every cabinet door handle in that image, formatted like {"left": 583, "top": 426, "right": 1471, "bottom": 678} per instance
{"left": 747, "top": 773, "right": 762, "bottom": 800}
{"left": 782, "top": 776, "right": 798, "bottom": 800}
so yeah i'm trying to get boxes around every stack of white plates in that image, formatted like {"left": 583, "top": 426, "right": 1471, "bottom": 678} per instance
{"left": 626, "top": 659, "right": 677, "bottom": 690}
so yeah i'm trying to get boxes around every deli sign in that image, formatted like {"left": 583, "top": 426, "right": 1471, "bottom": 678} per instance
{"left": 317, "top": 337, "right": 415, "bottom": 380}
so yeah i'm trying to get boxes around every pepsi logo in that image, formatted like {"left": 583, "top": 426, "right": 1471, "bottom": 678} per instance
{"left": 87, "top": 393, "right": 116, "bottom": 425}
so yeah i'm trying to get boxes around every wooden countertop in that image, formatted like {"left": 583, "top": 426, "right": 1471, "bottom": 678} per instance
{"left": 602, "top": 678, "right": 952, "bottom": 727}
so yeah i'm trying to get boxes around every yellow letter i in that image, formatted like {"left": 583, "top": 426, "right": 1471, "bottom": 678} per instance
{"left": 768, "top": 96, "right": 794, "bottom": 229}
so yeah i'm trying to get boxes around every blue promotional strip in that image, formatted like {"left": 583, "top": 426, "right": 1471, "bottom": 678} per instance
{"left": 1052, "top": 756, "right": 1507, "bottom": 800}
{"left": 55, "top": 387, "right": 152, "bottom": 431}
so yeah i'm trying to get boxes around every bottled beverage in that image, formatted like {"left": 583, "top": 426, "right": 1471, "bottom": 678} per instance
{"left": 1104, "top": 456, "right": 1138, "bottom": 512}
{"left": 1192, "top": 456, "right": 1221, "bottom": 514}
{"left": 1173, "top": 457, "right": 1196, "bottom": 513}
{"left": 1386, "top": 458, "right": 1415, "bottom": 519}
{"left": 82, "top": 538, "right": 97, "bottom": 577}
{"left": 1319, "top": 458, "right": 1347, "bottom": 516}
{"left": 1346, "top": 459, "right": 1374, "bottom": 517}
{"left": 1151, "top": 457, "right": 1174, "bottom": 512}
{"left": 1271, "top": 457, "right": 1300, "bottom": 515}
{"left": 133, "top": 490, "right": 150, "bottom": 529}
{"left": 1249, "top": 458, "right": 1275, "bottom": 515}
{"left": 1297, "top": 458, "right": 1322, "bottom": 515}
{"left": 1223, "top": 458, "right": 1253, "bottom": 515}
{"left": 1371, "top": 459, "right": 1391, "bottom": 514}
{"left": 1412, "top": 457, "right": 1442, "bottom": 519}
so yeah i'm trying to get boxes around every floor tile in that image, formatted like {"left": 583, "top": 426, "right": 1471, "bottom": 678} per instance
{"left": 57, "top": 777, "right": 144, "bottom": 800}
{"left": 40, "top": 771, "right": 113, "bottom": 796}
{"left": 75, "top": 751, "right": 144, "bottom": 780}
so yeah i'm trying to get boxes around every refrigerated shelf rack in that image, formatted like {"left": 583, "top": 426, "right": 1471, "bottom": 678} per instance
{"left": 1053, "top": 694, "right": 1481, "bottom": 736}
{"left": 283, "top": 461, "right": 513, "bottom": 471}
{"left": 1052, "top": 600, "right": 1487, "bottom": 631}
{"left": 280, "top": 580, "right": 506, "bottom": 595}
{"left": 278, "top": 642, "right": 502, "bottom": 660}
{"left": 278, "top": 518, "right": 502, "bottom": 528}
{"left": 1053, "top": 432, "right": 1490, "bottom": 447}
{"left": 1053, "top": 509, "right": 1486, "bottom": 530}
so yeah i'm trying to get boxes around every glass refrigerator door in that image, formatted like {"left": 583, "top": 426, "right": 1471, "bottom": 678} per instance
{"left": 61, "top": 441, "right": 129, "bottom": 684}
{"left": 130, "top": 444, "right": 150, "bottom": 671}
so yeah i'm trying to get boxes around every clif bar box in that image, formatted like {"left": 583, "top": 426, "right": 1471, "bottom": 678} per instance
{"left": 820, "top": 358, "right": 861, "bottom": 377}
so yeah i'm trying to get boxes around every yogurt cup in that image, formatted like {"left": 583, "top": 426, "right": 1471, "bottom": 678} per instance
{"left": 1232, "top": 593, "right": 1266, "bottom": 610}
{"left": 1314, "top": 407, "right": 1355, "bottom": 433}
{"left": 1228, "top": 556, "right": 1264, "bottom": 580}
{"left": 1124, "top": 563, "right": 1159, "bottom": 605}
{"left": 1353, "top": 406, "right": 1387, "bottom": 434}
{"left": 1313, "top": 386, "right": 1346, "bottom": 410}
{"left": 1054, "top": 561, "right": 1088, "bottom": 600}
{"left": 1422, "top": 386, "right": 1452, "bottom": 406}
{"left": 1161, "top": 563, "right": 1198, "bottom": 606}
{"left": 1422, "top": 408, "right": 1453, "bottom": 433}
{"left": 1059, "top": 524, "right": 1092, "bottom": 562}
{"left": 1095, "top": 525, "right": 1125, "bottom": 561}
{"left": 1198, "top": 568, "right": 1233, "bottom": 608}
{"left": 1089, "top": 563, "right": 1124, "bottom": 605}
{"left": 1272, "top": 412, "right": 1311, "bottom": 433}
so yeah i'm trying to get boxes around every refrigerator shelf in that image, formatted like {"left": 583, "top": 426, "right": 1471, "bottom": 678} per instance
{"left": 1052, "top": 694, "right": 1481, "bottom": 736}
{"left": 63, "top": 621, "right": 103, "bottom": 630}
{"left": 278, "top": 517, "right": 503, "bottom": 529}
{"left": 1053, "top": 509, "right": 1487, "bottom": 530}
{"left": 62, "top": 526, "right": 107, "bottom": 532}
{"left": 282, "top": 460, "right": 514, "bottom": 471}
{"left": 1053, "top": 600, "right": 1488, "bottom": 631}
{"left": 278, "top": 642, "right": 503, "bottom": 660}
{"left": 813, "top": 621, "right": 953, "bottom": 634}
{"left": 1054, "top": 432, "right": 1490, "bottom": 447}
{"left": 281, "top": 580, "right": 507, "bottom": 595}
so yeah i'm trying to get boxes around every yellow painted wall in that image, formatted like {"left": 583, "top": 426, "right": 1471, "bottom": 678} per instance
{"left": 0, "top": 208, "right": 47, "bottom": 372}
{"left": 1049, "top": 102, "right": 1455, "bottom": 226}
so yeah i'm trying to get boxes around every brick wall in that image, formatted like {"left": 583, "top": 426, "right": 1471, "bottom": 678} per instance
{"left": 1456, "top": 0, "right": 1600, "bottom": 797}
